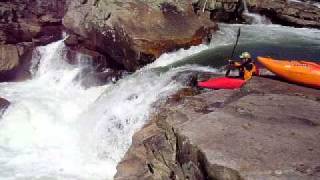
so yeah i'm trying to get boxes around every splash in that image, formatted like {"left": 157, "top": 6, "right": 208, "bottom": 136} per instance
{"left": 242, "top": 0, "right": 271, "bottom": 24}
{"left": 0, "top": 39, "right": 216, "bottom": 180}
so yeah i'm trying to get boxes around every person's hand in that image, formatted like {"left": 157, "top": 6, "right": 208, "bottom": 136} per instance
{"left": 228, "top": 60, "right": 235, "bottom": 65}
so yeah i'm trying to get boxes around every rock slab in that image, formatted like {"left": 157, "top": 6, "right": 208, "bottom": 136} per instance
{"left": 116, "top": 76, "right": 320, "bottom": 180}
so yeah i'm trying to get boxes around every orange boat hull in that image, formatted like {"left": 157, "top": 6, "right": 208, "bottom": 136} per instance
{"left": 257, "top": 57, "right": 320, "bottom": 88}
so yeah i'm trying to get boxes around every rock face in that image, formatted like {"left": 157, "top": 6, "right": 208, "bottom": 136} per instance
{"left": 193, "top": 0, "right": 244, "bottom": 23}
{"left": 0, "top": 0, "right": 67, "bottom": 81}
{"left": 0, "top": 0, "right": 66, "bottom": 45}
{"left": 115, "top": 76, "right": 320, "bottom": 179}
{"left": 247, "top": 0, "right": 320, "bottom": 28}
{"left": 63, "top": 0, "right": 217, "bottom": 71}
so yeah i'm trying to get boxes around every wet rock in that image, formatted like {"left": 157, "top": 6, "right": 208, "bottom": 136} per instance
{"left": 116, "top": 76, "right": 320, "bottom": 179}
{"left": 0, "top": 43, "right": 33, "bottom": 82}
{"left": 0, "top": 0, "right": 67, "bottom": 82}
{"left": 63, "top": 0, "right": 217, "bottom": 71}
{"left": 247, "top": 0, "right": 320, "bottom": 28}
{"left": 193, "top": 0, "right": 245, "bottom": 23}
{"left": 0, "top": 97, "right": 10, "bottom": 117}
{"left": 76, "top": 68, "right": 129, "bottom": 88}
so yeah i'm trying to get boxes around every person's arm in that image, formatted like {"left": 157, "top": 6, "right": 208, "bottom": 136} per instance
{"left": 234, "top": 62, "right": 241, "bottom": 67}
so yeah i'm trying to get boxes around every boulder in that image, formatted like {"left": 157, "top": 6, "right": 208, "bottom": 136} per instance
{"left": 193, "top": 0, "right": 244, "bottom": 23}
{"left": 115, "top": 76, "right": 320, "bottom": 179}
{"left": 63, "top": 0, "right": 217, "bottom": 71}
{"left": 0, "top": 44, "right": 20, "bottom": 72}
{"left": 0, "top": 42, "right": 33, "bottom": 82}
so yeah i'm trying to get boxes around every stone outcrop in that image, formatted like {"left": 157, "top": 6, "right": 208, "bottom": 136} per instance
{"left": 0, "top": 43, "right": 33, "bottom": 81}
{"left": 0, "top": 0, "right": 66, "bottom": 45}
{"left": 246, "top": 0, "right": 320, "bottom": 28}
{"left": 193, "top": 0, "right": 244, "bottom": 23}
{"left": 63, "top": 0, "right": 217, "bottom": 71}
{"left": 0, "top": 0, "right": 67, "bottom": 82}
{"left": 115, "top": 75, "right": 320, "bottom": 179}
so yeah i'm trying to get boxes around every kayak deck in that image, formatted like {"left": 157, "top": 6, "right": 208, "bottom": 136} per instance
{"left": 198, "top": 77, "right": 245, "bottom": 90}
{"left": 257, "top": 57, "right": 320, "bottom": 88}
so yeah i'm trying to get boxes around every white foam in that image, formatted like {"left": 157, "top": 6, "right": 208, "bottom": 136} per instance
{"left": 242, "top": 0, "right": 272, "bottom": 24}
{"left": 0, "top": 39, "right": 217, "bottom": 180}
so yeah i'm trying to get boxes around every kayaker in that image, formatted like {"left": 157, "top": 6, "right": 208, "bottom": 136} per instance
{"left": 226, "top": 52, "right": 258, "bottom": 81}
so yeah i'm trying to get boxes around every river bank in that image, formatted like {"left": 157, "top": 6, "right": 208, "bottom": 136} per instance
{"left": 115, "top": 75, "right": 320, "bottom": 179}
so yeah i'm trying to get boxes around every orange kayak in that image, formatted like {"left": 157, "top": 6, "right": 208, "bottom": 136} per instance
{"left": 257, "top": 57, "right": 320, "bottom": 88}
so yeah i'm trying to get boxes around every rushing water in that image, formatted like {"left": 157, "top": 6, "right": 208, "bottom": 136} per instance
{"left": 171, "top": 24, "right": 320, "bottom": 68}
{"left": 0, "top": 38, "right": 216, "bottom": 180}
{"left": 242, "top": 0, "right": 271, "bottom": 24}
{"left": 0, "top": 23, "right": 320, "bottom": 180}
{"left": 288, "top": 0, "right": 320, "bottom": 8}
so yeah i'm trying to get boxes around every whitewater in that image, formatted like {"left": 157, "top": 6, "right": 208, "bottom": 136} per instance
{"left": 0, "top": 36, "right": 217, "bottom": 179}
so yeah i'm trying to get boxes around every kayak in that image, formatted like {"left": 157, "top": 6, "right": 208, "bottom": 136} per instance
{"left": 198, "top": 77, "right": 246, "bottom": 89}
{"left": 257, "top": 57, "right": 320, "bottom": 88}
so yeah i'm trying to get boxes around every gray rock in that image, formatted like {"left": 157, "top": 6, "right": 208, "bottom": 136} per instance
{"left": 116, "top": 76, "right": 320, "bottom": 179}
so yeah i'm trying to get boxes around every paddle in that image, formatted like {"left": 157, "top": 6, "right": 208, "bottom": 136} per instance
{"left": 230, "top": 27, "right": 241, "bottom": 60}
{"left": 225, "top": 27, "right": 241, "bottom": 76}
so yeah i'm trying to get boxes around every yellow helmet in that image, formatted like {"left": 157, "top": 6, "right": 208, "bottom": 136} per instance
{"left": 240, "top": 52, "right": 251, "bottom": 59}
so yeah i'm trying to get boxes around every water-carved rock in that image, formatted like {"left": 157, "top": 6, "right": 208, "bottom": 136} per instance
{"left": 63, "top": 0, "right": 217, "bottom": 71}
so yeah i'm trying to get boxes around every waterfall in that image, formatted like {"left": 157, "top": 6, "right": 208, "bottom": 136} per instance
{"left": 242, "top": 0, "right": 271, "bottom": 24}
{"left": 0, "top": 39, "right": 217, "bottom": 180}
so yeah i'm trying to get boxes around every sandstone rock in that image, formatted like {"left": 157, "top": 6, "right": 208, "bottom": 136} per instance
{"left": 116, "top": 76, "right": 320, "bottom": 179}
{"left": 63, "top": 0, "right": 217, "bottom": 71}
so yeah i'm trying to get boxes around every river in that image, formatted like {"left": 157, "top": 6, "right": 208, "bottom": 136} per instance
{"left": 0, "top": 23, "right": 319, "bottom": 179}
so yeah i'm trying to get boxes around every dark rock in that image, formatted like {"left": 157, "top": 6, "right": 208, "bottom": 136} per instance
{"left": 63, "top": 0, "right": 217, "bottom": 71}
{"left": 75, "top": 68, "right": 128, "bottom": 88}
{"left": 0, "top": 97, "right": 10, "bottom": 117}
{"left": 194, "top": 0, "right": 245, "bottom": 23}
{"left": 0, "top": 0, "right": 66, "bottom": 44}
{"left": 0, "top": 0, "right": 67, "bottom": 82}
{"left": 116, "top": 76, "right": 320, "bottom": 179}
